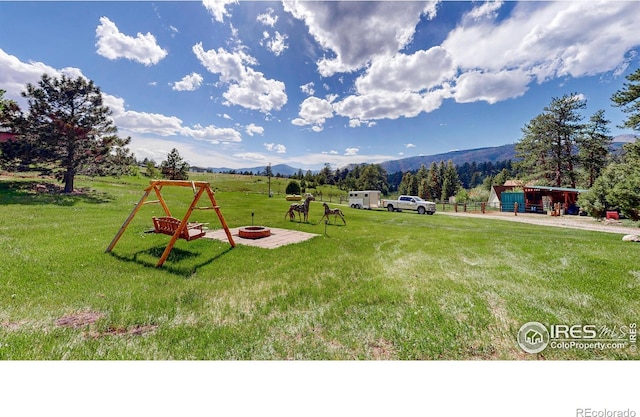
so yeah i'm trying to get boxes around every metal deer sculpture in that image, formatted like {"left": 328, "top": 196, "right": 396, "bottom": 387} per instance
{"left": 285, "top": 194, "right": 315, "bottom": 223}
{"left": 319, "top": 202, "right": 346, "bottom": 225}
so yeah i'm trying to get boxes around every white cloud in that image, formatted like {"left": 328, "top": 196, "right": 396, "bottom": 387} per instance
{"left": 257, "top": 8, "right": 278, "bottom": 27}
{"left": 355, "top": 47, "right": 455, "bottom": 94}
{"left": 95, "top": 17, "right": 167, "bottom": 66}
{"left": 172, "top": 72, "right": 204, "bottom": 91}
{"left": 406, "top": 144, "right": 416, "bottom": 148}
{"left": 128, "top": 136, "right": 236, "bottom": 168}
{"left": 300, "top": 82, "right": 315, "bottom": 96}
{"left": 182, "top": 124, "right": 242, "bottom": 144}
{"left": 202, "top": 0, "right": 237, "bottom": 23}
{"left": 0, "top": 48, "right": 85, "bottom": 103}
{"left": 347, "top": 118, "right": 376, "bottom": 128}
{"left": 104, "top": 94, "right": 184, "bottom": 135}
{"left": 442, "top": 1, "right": 640, "bottom": 87}
{"left": 264, "top": 142, "right": 287, "bottom": 153}
{"left": 265, "top": 31, "right": 289, "bottom": 57}
{"left": 104, "top": 94, "right": 241, "bottom": 144}
{"left": 246, "top": 123, "right": 264, "bottom": 136}
{"left": 233, "top": 152, "right": 268, "bottom": 163}
{"left": 465, "top": 0, "right": 504, "bottom": 22}
{"left": 344, "top": 148, "right": 359, "bottom": 156}
{"left": 193, "top": 42, "right": 287, "bottom": 113}
{"left": 220, "top": 113, "right": 232, "bottom": 120}
{"left": 453, "top": 69, "right": 530, "bottom": 104}
{"left": 282, "top": 0, "right": 640, "bottom": 123}
{"left": 300, "top": 150, "right": 395, "bottom": 170}
{"left": 192, "top": 43, "right": 254, "bottom": 83}
{"left": 283, "top": 1, "right": 439, "bottom": 76}
{"left": 291, "top": 96, "right": 335, "bottom": 130}
{"left": 334, "top": 89, "right": 448, "bottom": 121}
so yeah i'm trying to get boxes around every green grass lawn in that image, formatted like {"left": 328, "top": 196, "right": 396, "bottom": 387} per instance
{"left": 0, "top": 173, "right": 638, "bottom": 359}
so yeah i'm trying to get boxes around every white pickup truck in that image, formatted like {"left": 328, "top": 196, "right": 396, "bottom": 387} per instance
{"left": 380, "top": 195, "right": 436, "bottom": 215}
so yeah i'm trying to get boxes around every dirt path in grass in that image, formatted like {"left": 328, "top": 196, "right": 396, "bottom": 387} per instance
{"left": 439, "top": 210, "right": 640, "bottom": 236}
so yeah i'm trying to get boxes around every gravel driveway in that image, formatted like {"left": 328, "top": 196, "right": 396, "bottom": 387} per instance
{"left": 439, "top": 210, "right": 640, "bottom": 236}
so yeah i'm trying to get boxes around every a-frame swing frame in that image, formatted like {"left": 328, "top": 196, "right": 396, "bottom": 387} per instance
{"left": 105, "top": 180, "right": 235, "bottom": 267}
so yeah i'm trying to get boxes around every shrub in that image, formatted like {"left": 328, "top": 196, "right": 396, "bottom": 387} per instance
{"left": 285, "top": 180, "right": 301, "bottom": 195}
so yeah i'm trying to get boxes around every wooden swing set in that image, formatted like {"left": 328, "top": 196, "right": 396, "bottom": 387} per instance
{"left": 105, "top": 180, "right": 235, "bottom": 267}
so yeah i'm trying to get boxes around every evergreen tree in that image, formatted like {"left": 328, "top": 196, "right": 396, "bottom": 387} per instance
{"left": 579, "top": 141, "right": 640, "bottom": 220}
{"left": 438, "top": 160, "right": 446, "bottom": 192}
{"left": 161, "top": 148, "right": 190, "bottom": 180}
{"left": 0, "top": 90, "right": 22, "bottom": 169}
{"left": 409, "top": 173, "right": 419, "bottom": 196}
{"left": 3, "top": 74, "right": 133, "bottom": 192}
{"left": 482, "top": 175, "right": 494, "bottom": 191}
{"left": 318, "top": 163, "right": 333, "bottom": 185}
{"left": 398, "top": 172, "right": 412, "bottom": 195}
{"left": 427, "top": 162, "right": 442, "bottom": 201}
{"left": 441, "top": 160, "right": 461, "bottom": 200}
{"left": 0, "top": 89, "right": 10, "bottom": 114}
{"left": 492, "top": 168, "right": 510, "bottom": 187}
{"left": 357, "top": 164, "right": 389, "bottom": 194}
{"left": 582, "top": 72, "right": 640, "bottom": 219}
{"left": 516, "top": 93, "right": 585, "bottom": 188}
{"left": 144, "top": 160, "right": 160, "bottom": 178}
{"left": 578, "top": 109, "right": 612, "bottom": 188}
{"left": 285, "top": 180, "right": 301, "bottom": 195}
{"left": 611, "top": 68, "right": 640, "bottom": 132}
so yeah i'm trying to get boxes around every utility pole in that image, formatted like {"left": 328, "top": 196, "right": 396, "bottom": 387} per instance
{"left": 268, "top": 162, "right": 272, "bottom": 197}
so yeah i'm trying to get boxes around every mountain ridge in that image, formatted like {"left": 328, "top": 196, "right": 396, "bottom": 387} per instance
{"left": 203, "top": 135, "right": 636, "bottom": 176}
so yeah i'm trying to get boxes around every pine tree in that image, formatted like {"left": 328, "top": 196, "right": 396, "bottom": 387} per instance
{"left": 611, "top": 68, "right": 640, "bottom": 132}
{"left": 578, "top": 109, "right": 612, "bottom": 187}
{"left": 398, "top": 172, "right": 412, "bottom": 195}
{"left": 357, "top": 164, "right": 388, "bottom": 194}
{"left": 4, "top": 74, "right": 133, "bottom": 192}
{"left": 427, "top": 162, "right": 442, "bottom": 201}
{"left": 441, "top": 160, "right": 461, "bottom": 200}
{"left": 161, "top": 148, "right": 190, "bottom": 180}
{"left": 516, "top": 93, "right": 585, "bottom": 188}
{"left": 416, "top": 164, "right": 429, "bottom": 199}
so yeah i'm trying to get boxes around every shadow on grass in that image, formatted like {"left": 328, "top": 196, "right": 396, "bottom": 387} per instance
{"left": 0, "top": 180, "right": 113, "bottom": 206}
{"left": 108, "top": 244, "right": 234, "bottom": 277}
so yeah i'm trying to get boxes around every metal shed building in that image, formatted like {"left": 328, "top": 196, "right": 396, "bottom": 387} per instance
{"left": 522, "top": 186, "right": 588, "bottom": 215}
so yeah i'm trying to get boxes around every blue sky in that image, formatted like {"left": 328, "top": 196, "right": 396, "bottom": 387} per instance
{"left": 1, "top": 1, "right": 639, "bottom": 170}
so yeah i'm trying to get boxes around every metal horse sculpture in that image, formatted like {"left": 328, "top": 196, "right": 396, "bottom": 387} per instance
{"left": 319, "top": 202, "right": 346, "bottom": 225}
{"left": 285, "top": 194, "right": 315, "bottom": 223}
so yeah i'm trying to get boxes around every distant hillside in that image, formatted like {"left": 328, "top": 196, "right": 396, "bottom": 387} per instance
{"left": 204, "top": 135, "right": 637, "bottom": 176}
{"left": 379, "top": 134, "right": 636, "bottom": 174}
{"left": 380, "top": 144, "right": 518, "bottom": 174}
{"left": 613, "top": 134, "right": 638, "bottom": 143}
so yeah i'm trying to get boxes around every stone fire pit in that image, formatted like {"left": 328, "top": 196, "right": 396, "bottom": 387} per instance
{"left": 238, "top": 226, "right": 271, "bottom": 239}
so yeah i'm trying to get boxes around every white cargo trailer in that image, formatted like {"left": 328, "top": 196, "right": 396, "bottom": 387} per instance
{"left": 348, "top": 190, "right": 381, "bottom": 209}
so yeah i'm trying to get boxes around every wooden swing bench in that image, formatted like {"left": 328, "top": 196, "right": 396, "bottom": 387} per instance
{"left": 152, "top": 216, "right": 206, "bottom": 241}
{"left": 106, "top": 180, "right": 235, "bottom": 267}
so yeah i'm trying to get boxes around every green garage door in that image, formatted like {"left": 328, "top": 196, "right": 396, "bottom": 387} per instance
{"left": 501, "top": 192, "right": 525, "bottom": 213}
